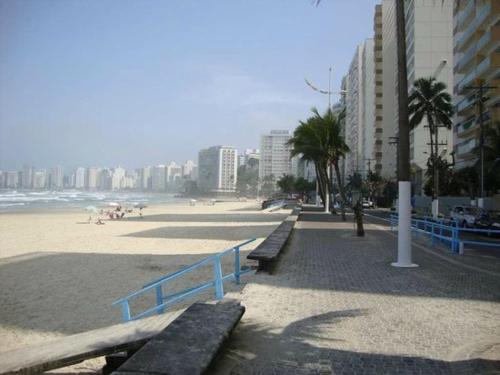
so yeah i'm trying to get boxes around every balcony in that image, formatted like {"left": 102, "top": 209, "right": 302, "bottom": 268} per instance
{"left": 456, "top": 138, "right": 477, "bottom": 156}
{"left": 456, "top": 94, "right": 476, "bottom": 114}
{"left": 455, "top": 116, "right": 476, "bottom": 138}
{"left": 456, "top": 0, "right": 475, "bottom": 31}
{"left": 455, "top": 2, "right": 491, "bottom": 52}
{"left": 455, "top": 43, "right": 478, "bottom": 73}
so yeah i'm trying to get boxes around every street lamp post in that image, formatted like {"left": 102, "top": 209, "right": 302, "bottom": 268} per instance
{"left": 305, "top": 68, "right": 347, "bottom": 213}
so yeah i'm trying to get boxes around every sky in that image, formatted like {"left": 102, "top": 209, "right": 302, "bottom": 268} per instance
{"left": 0, "top": 0, "right": 380, "bottom": 171}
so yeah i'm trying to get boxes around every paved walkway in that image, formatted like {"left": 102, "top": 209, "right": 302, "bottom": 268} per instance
{"left": 210, "top": 206, "right": 500, "bottom": 374}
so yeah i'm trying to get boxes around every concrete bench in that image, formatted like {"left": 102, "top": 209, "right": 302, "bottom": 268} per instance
{"left": 113, "top": 300, "right": 244, "bottom": 375}
{"left": 0, "top": 310, "right": 184, "bottom": 375}
{"left": 247, "top": 206, "right": 301, "bottom": 272}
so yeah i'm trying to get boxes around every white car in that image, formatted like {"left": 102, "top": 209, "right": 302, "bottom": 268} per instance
{"left": 449, "top": 205, "right": 485, "bottom": 228}
{"left": 362, "top": 199, "right": 374, "bottom": 209}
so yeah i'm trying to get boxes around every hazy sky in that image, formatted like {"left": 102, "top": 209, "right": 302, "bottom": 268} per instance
{"left": 0, "top": 0, "right": 379, "bottom": 171}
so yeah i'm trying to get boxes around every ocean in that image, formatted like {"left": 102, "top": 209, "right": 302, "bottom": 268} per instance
{"left": 0, "top": 190, "right": 186, "bottom": 212}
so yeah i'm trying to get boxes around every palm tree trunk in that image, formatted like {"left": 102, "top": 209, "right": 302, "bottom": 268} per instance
{"left": 315, "top": 163, "right": 325, "bottom": 205}
{"left": 334, "top": 161, "right": 347, "bottom": 221}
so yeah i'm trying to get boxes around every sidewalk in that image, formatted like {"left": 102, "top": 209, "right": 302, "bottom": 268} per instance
{"left": 210, "top": 206, "right": 500, "bottom": 374}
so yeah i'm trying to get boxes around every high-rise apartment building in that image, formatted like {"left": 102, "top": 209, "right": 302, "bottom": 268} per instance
{"left": 166, "top": 161, "right": 182, "bottom": 188}
{"left": 259, "top": 130, "right": 293, "bottom": 183}
{"left": 345, "top": 39, "right": 375, "bottom": 178}
{"left": 33, "top": 170, "right": 47, "bottom": 189}
{"left": 49, "top": 166, "right": 64, "bottom": 190}
{"left": 22, "top": 165, "right": 33, "bottom": 189}
{"left": 198, "top": 146, "right": 238, "bottom": 193}
{"left": 152, "top": 165, "right": 166, "bottom": 191}
{"left": 377, "top": 0, "right": 398, "bottom": 179}
{"left": 405, "top": 0, "right": 454, "bottom": 193}
{"left": 87, "top": 168, "right": 100, "bottom": 190}
{"left": 75, "top": 167, "right": 87, "bottom": 189}
{"left": 112, "top": 167, "right": 125, "bottom": 190}
{"left": 453, "top": 0, "right": 500, "bottom": 170}
{"left": 6, "top": 171, "right": 19, "bottom": 188}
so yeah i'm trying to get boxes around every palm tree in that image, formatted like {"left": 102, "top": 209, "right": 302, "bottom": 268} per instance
{"left": 289, "top": 107, "right": 349, "bottom": 220}
{"left": 408, "top": 77, "right": 453, "bottom": 216}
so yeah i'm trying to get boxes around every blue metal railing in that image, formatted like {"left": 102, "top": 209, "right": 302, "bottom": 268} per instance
{"left": 390, "top": 215, "right": 500, "bottom": 253}
{"left": 113, "top": 238, "right": 256, "bottom": 322}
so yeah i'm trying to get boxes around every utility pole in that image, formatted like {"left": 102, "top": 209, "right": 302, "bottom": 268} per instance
{"left": 463, "top": 79, "right": 497, "bottom": 208}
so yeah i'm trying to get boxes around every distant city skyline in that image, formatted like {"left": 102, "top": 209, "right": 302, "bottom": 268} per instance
{"left": 0, "top": 0, "right": 380, "bottom": 170}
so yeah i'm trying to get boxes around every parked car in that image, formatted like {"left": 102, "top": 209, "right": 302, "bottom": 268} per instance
{"left": 449, "top": 205, "right": 488, "bottom": 228}
{"left": 362, "top": 199, "right": 374, "bottom": 209}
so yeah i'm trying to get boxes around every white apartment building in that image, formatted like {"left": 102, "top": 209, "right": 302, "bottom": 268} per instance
{"left": 6, "top": 171, "right": 19, "bottom": 188}
{"left": 378, "top": 0, "right": 398, "bottom": 179}
{"left": 75, "top": 167, "right": 86, "bottom": 189}
{"left": 345, "top": 39, "right": 375, "bottom": 178}
{"left": 33, "top": 170, "right": 47, "bottom": 189}
{"left": 198, "top": 146, "right": 238, "bottom": 193}
{"left": 259, "top": 130, "right": 293, "bottom": 183}
{"left": 87, "top": 167, "right": 100, "bottom": 190}
{"left": 166, "top": 161, "right": 183, "bottom": 188}
{"left": 151, "top": 165, "right": 166, "bottom": 191}
{"left": 49, "top": 166, "right": 64, "bottom": 190}
{"left": 405, "top": 0, "right": 454, "bottom": 194}
{"left": 111, "top": 167, "right": 125, "bottom": 190}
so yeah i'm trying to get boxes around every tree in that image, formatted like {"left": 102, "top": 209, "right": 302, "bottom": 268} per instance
{"left": 408, "top": 77, "right": 453, "bottom": 214}
{"left": 288, "top": 107, "right": 349, "bottom": 220}
{"left": 236, "top": 165, "right": 258, "bottom": 197}
{"left": 294, "top": 177, "right": 315, "bottom": 200}
{"left": 277, "top": 174, "right": 296, "bottom": 195}
{"left": 475, "top": 121, "right": 500, "bottom": 195}
{"left": 260, "top": 175, "right": 275, "bottom": 198}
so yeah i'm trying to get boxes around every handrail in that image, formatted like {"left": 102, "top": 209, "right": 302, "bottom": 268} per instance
{"left": 390, "top": 214, "right": 500, "bottom": 253}
{"left": 113, "top": 238, "right": 256, "bottom": 321}
{"left": 141, "top": 238, "right": 257, "bottom": 289}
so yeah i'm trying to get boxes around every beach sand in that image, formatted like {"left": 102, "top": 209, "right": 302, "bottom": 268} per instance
{"left": 0, "top": 201, "right": 289, "bottom": 364}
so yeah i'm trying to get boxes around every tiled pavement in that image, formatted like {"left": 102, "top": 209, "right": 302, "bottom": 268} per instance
{"left": 210, "top": 206, "right": 500, "bottom": 374}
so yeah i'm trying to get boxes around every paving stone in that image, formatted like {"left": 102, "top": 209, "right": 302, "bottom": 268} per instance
{"left": 210, "top": 207, "right": 500, "bottom": 375}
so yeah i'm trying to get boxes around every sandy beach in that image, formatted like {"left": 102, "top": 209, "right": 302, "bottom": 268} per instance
{"left": 0, "top": 200, "right": 289, "bottom": 358}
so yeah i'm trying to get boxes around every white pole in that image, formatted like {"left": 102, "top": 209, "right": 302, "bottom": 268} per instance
{"left": 391, "top": 181, "right": 418, "bottom": 267}
{"left": 324, "top": 168, "right": 330, "bottom": 213}
{"left": 315, "top": 180, "right": 320, "bottom": 207}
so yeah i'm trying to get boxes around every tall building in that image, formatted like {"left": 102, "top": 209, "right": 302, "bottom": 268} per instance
{"left": 49, "top": 166, "right": 64, "bottom": 190}
{"left": 22, "top": 165, "right": 33, "bottom": 189}
{"left": 6, "top": 171, "right": 19, "bottom": 188}
{"left": 405, "top": 0, "right": 454, "bottom": 194}
{"left": 151, "top": 165, "right": 166, "bottom": 191}
{"left": 182, "top": 160, "right": 197, "bottom": 180}
{"left": 259, "top": 130, "right": 292, "bottom": 183}
{"left": 198, "top": 146, "right": 238, "bottom": 194}
{"left": 345, "top": 39, "right": 375, "bottom": 178}
{"left": 87, "top": 168, "right": 100, "bottom": 190}
{"left": 166, "top": 161, "right": 183, "bottom": 189}
{"left": 33, "top": 170, "right": 47, "bottom": 189}
{"left": 453, "top": 0, "right": 500, "bottom": 170}
{"left": 375, "top": 0, "right": 398, "bottom": 179}
{"left": 112, "top": 167, "right": 125, "bottom": 190}
{"left": 75, "top": 167, "right": 87, "bottom": 189}
{"left": 141, "top": 166, "right": 152, "bottom": 190}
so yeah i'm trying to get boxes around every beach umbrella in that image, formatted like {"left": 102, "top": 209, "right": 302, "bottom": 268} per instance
{"left": 85, "top": 205, "right": 98, "bottom": 213}
{"left": 134, "top": 203, "right": 147, "bottom": 209}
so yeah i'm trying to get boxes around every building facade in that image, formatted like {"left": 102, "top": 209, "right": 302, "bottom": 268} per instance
{"left": 405, "top": 0, "right": 454, "bottom": 194}
{"left": 345, "top": 39, "right": 375, "bottom": 178}
{"left": 198, "top": 146, "right": 238, "bottom": 194}
{"left": 453, "top": 0, "right": 500, "bottom": 170}
{"left": 259, "top": 130, "right": 293, "bottom": 184}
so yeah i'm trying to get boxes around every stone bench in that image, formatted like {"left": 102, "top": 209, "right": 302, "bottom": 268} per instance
{"left": 113, "top": 300, "right": 244, "bottom": 375}
{"left": 247, "top": 206, "right": 301, "bottom": 272}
